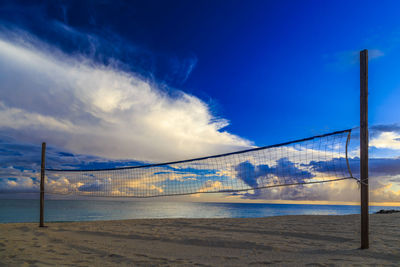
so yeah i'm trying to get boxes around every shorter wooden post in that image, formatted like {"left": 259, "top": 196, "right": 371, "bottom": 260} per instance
{"left": 40, "top": 142, "right": 46, "bottom": 227}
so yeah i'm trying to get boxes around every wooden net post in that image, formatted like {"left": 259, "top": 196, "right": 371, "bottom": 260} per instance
{"left": 39, "top": 142, "right": 46, "bottom": 227}
{"left": 360, "top": 49, "right": 369, "bottom": 249}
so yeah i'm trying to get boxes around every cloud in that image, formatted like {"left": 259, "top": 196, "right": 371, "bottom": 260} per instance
{"left": 370, "top": 131, "right": 400, "bottom": 150}
{"left": 309, "top": 156, "right": 400, "bottom": 178}
{"left": 191, "top": 180, "right": 230, "bottom": 197}
{"left": 4, "top": 132, "right": 400, "bottom": 203}
{"left": 235, "top": 158, "right": 314, "bottom": 190}
{"left": 78, "top": 179, "right": 109, "bottom": 192}
{"left": 238, "top": 179, "right": 359, "bottom": 202}
{"left": 0, "top": 28, "right": 252, "bottom": 163}
{"left": 3, "top": 129, "right": 349, "bottom": 197}
{"left": 198, "top": 180, "right": 225, "bottom": 192}
{"left": 370, "top": 123, "right": 400, "bottom": 136}
{"left": 235, "top": 162, "right": 261, "bottom": 188}
{"left": 160, "top": 55, "right": 198, "bottom": 86}
{"left": 0, "top": 167, "right": 39, "bottom": 193}
{"left": 368, "top": 49, "right": 385, "bottom": 59}
{"left": 345, "top": 126, "right": 400, "bottom": 158}
{"left": 324, "top": 49, "right": 384, "bottom": 69}
{"left": 235, "top": 158, "right": 319, "bottom": 200}
{"left": 230, "top": 153, "right": 391, "bottom": 203}
{"left": 305, "top": 157, "right": 400, "bottom": 202}
{"left": 369, "top": 180, "right": 400, "bottom": 203}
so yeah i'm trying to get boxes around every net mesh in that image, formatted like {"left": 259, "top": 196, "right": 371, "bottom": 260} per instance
{"left": 45, "top": 129, "right": 355, "bottom": 197}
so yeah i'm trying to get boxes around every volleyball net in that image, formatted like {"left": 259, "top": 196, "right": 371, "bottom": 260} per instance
{"left": 44, "top": 129, "right": 356, "bottom": 198}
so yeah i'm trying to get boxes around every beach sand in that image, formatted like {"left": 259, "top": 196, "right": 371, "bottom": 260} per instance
{"left": 1, "top": 214, "right": 399, "bottom": 266}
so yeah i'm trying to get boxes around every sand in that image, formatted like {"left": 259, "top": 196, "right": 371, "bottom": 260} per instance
{"left": 1, "top": 214, "right": 399, "bottom": 266}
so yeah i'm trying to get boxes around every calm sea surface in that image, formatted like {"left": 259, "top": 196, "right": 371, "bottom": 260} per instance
{"left": 0, "top": 199, "right": 398, "bottom": 223}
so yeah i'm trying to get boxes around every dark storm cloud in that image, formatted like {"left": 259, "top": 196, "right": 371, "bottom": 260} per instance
{"left": 78, "top": 181, "right": 107, "bottom": 192}
{"left": 370, "top": 124, "right": 400, "bottom": 134}
{"left": 236, "top": 154, "right": 400, "bottom": 201}
{"left": 347, "top": 124, "right": 400, "bottom": 143}
{"left": 309, "top": 157, "right": 400, "bottom": 178}
{"left": 235, "top": 158, "right": 314, "bottom": 189}
{"left": 367, "top": 123, "right": 400, "bottom": 140}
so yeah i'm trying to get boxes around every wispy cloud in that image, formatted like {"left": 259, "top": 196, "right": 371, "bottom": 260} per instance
{"left": 324, "top": 49, "right": 384, "bottom": 69}
{"left": 369, "top": 49, "right": 385, "bottom": 59}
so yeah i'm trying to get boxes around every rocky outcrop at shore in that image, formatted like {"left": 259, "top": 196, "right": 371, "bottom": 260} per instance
{"left": 375, "top": 209, "right": 400, "bottom": 214}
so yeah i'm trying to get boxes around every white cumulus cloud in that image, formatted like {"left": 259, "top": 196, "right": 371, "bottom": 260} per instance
{"left": 0, "top": 33, "right": 252, "bottom": 163}
{"left": 370, "top": 131, "right": 400, "bottom": 150}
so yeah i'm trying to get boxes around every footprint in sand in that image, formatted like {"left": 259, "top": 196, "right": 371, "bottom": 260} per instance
{"left": 17, "top": 226, "right": 30, "bottom": 232}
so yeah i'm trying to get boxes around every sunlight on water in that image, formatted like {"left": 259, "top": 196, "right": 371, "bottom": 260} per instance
{"left": 0, "top": 199, "right": 398, "bottom": 223}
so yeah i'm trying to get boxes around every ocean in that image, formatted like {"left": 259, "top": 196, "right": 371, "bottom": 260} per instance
{"left": 0, "top": 199, "right": 398, "bottom": 223}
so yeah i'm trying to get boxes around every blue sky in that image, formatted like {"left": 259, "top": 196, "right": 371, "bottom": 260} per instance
{"left": 1, "top": 0, "right": 399, "bottom": 142}
{"left": 1, "top": 0, "right": 400, "bottom": 203}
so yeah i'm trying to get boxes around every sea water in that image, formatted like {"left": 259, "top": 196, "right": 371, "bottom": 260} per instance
{"left": 0, "top": 199, "right": 398, "bottom": 223}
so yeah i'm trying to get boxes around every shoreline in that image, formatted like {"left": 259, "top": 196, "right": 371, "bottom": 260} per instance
{"left": 1, "top": 214, "right": 399, "bottom": 266}
{"left": 3, "top": 196, "right": 400, "bottom": 207}
{"left": 2, "top": 199, "right": 400, "bottom": 224}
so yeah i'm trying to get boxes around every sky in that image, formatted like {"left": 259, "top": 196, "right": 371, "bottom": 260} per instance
{"left": 1, "top": 0, "right": 400, "bottom": 204}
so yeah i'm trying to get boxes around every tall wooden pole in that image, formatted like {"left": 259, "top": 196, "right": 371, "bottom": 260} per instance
{"left": 360, "top": 49, "right": 369, "bottom": 249}
{"left": 40, "top": 142, "right": 46, "bottom": 227}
